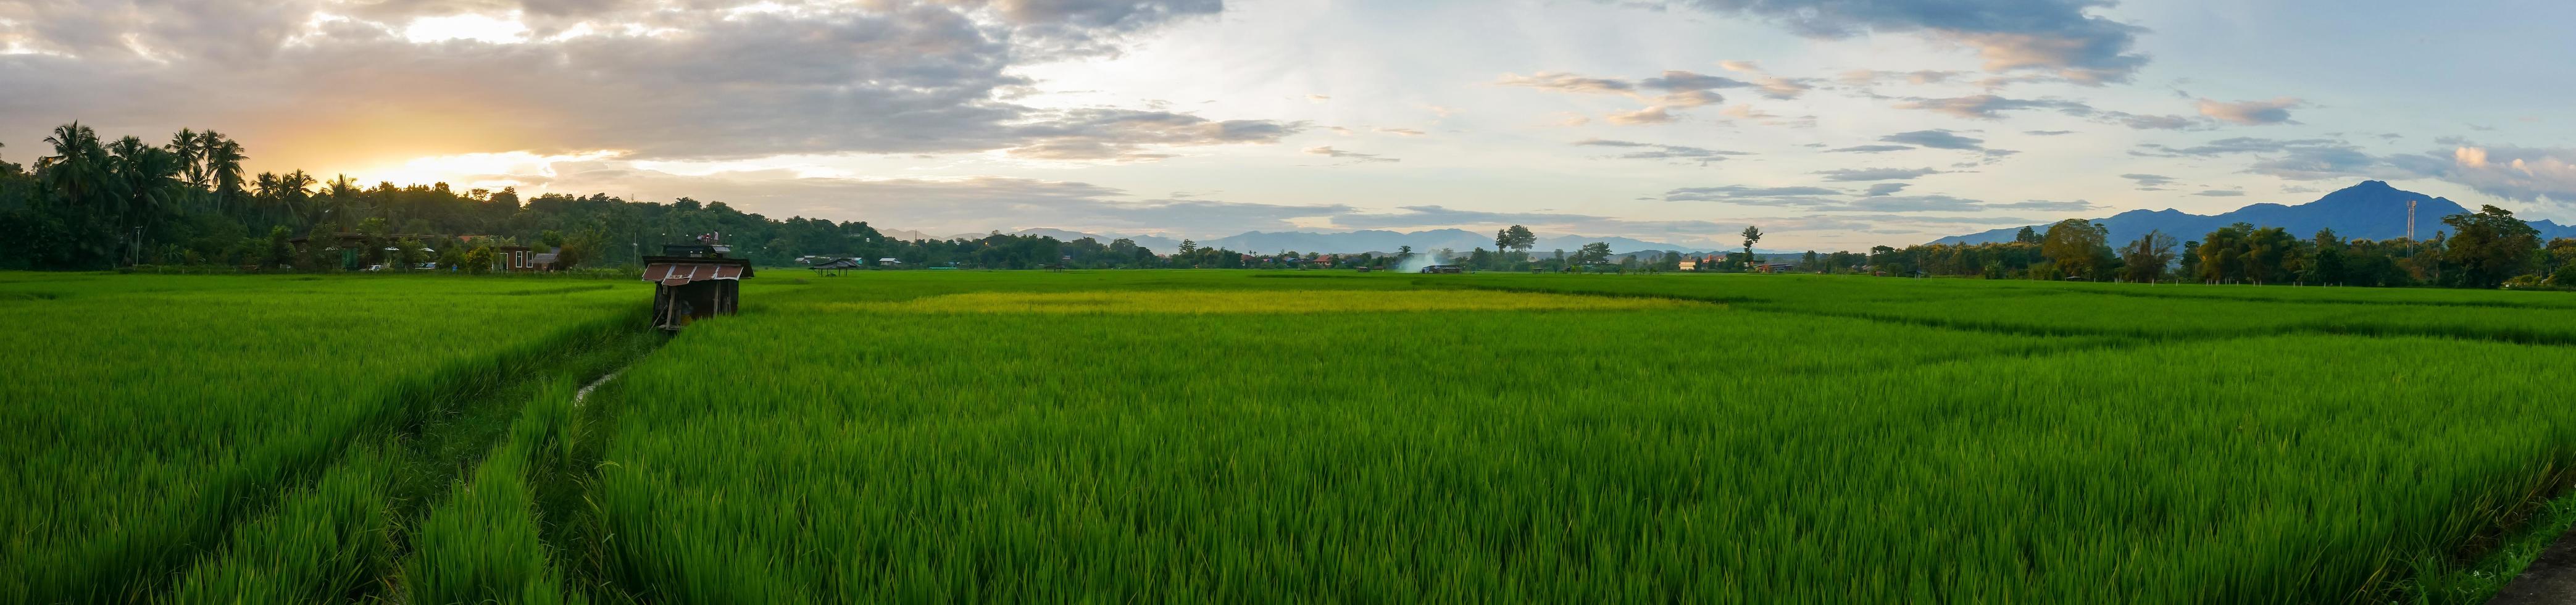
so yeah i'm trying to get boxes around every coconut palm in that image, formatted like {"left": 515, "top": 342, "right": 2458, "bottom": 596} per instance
{"left": 37, "top": 122, "right": 120, "bottom": 212}
{"left": 106, "top": 136, "right": 183, "bottom": 220}
{"left": 169, "top": 128, "right": 205, "bottom": 189}
{"left": 278, "top": 170, "right": 316, "bottom": 226}
{"left": 201, "top": 131, "right": 246, "bottom": 215}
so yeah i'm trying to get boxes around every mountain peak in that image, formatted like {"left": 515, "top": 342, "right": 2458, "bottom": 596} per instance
{"left": 1930, "top": 180, "right": 2573, "bottom": 246}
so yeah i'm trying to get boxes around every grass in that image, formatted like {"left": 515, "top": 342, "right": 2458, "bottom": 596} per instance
{"left": 14, "top": 269, "right": 2576, "bottom": 603}
{"left": 0, "top": 273, "right": 644, "bottom": 603}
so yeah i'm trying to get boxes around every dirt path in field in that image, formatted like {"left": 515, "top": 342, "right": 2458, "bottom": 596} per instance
{"left": 575, "top": 369, "right": 621, "bottom": 406}
{"left": 2490, "top": 528, "right": 2576, "bottom": 604}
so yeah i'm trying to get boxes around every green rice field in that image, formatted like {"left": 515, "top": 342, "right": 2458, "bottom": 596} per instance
{"left": 7, "top": 269, "right": 2576, "bottom": 603}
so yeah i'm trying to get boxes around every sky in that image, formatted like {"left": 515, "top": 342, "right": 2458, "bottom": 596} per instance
{"left": 4, "top": 0, "right": 2575, "bottom": 250}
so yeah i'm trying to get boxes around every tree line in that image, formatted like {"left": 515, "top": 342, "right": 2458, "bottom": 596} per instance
{"left": 6, "top": 121, "right": 2570, "bottom": 287}
{"left": 1846, "top": 211, "right": 2576, "bottom": 289}
{"left": 0, "top": 122, "right": 1187, "bottom": 271}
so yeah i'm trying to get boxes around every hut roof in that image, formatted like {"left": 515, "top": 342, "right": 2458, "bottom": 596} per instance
{"left": 641, "top": 256, "right": 754, "bottom": 286}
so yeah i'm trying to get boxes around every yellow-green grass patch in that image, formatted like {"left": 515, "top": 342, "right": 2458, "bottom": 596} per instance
{"left": 832, "top": 288, "right": 1694, "bottom": 314}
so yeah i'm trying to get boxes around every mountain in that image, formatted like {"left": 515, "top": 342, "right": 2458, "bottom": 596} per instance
{"left": 1932, "top": 181, "right": 2576, "bottom": 246}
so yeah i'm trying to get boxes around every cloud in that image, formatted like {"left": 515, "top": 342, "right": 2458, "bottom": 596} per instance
{"left": 1839, "top": 69, "right": 1964, "bottom": 86}
{"left": 2196, "top": 97, "right": 2304, "bottom": 125}
{"left": 1893, "top": 94, "right": 2092, "bottom": 119}
{"left": 1652, "top": 0, "right": 2150, "bottom": 83}
{"left": 2120, "top": 173, "right": 2172, "bottom": 187}
{"left": 1814, "top": 167, "right": 1944, "bottom": 182}
{"left": 1302, "top": 146, "right": 1399, "bottom": 163}
{"left": 2192, "top": 190, "right": 2245, "bottom": 197}
{"left": 1011, "top": 109, "right": 1307, "bottom": 161}
{"left": 1988, "top": 199, "right": 2099, "bottom": 211}
{"left": 1495, "top": 71, "right": 1635, "bottom": 94}
{"left": 2445, "top": 144, "right": 2576, "bottom": 203}
{"left": 2114, "top": 113, "right": 2205, "bottom": 130}
{"left": 1664, "top": 185, "right": 1848, "bottom": 205}
{"left": 1640, "top": 70, "right": 1751, "bottom": 91}
{"left": 485, "top": 161, "right": 1344, "bottom": 238}
{"left": 1575, "top": 138, "right": 1749, "bottom": 164}
{"left": 2023, "top": 130, "right": 2076, "bottom": 136}
{"left": 1330, "top": 205, "right": 1735, "bottom": 245}
{"left": 0, "top": 1, "right": 1273, "bottom": 164}
{"left": 1656, "top": 90, "right": 1728, "bottom": 107}
{"left": 1606, "top": 106, "right": 1678, "bottom": 125}
{"left": 1844, "top": 194, "right": 1985, "bottom": 212}
{"left": 1880, "top": 130, "right": 1986, "bottom": 151}
{"left": 1373, "top": 127, "right": 1425, "bottom": 136}
{"left": 1865, "top": 183, "right": 1911, "bottom": 196}
{"left": 1828, "top": 144, "right": 1915, "bottom": 153}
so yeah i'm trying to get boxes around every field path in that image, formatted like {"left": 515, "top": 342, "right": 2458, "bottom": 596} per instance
{"left": 2492, "top": 529, "right": 2576, "bottom": 604}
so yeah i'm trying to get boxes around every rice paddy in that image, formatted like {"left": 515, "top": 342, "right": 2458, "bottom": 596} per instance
{"left": 7, "top": 270, "right": 2575, "bottom": 603}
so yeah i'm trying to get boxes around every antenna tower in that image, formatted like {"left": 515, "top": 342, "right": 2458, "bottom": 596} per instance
{"left": 2406, "top": 199, "right": 2417, "bottom": 240}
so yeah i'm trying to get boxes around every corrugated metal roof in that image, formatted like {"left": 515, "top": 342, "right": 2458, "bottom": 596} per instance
{"left": 642, "top": 262, "right": 746, "bottom": 286}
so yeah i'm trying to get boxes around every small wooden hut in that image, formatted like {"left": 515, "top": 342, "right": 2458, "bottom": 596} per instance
{"left": 640, "top": 243, "right": 752, "bottom": 330}
{"left": 809, "top": 257, "right": 860, "bottom": 277}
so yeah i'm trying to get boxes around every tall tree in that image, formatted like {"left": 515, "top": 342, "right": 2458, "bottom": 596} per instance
{"left": 169, "top": 128, "right": 206, "bottom": 189}
{"left": 2441, "top": 205, "right": 2542, "bottom": 288}
{"left": 1576, "top": 241, "right": 1612, "bottom": 265}
{"left": 2040, "top": 219, "right": 2109, "bottom": 278}
{"left": 37, "top": 122, "right": 117, "bottom": 210}
{"left": 1740, "top": 225, "right": 1763, "bottom": 270}
{"left": 2119, "top": 230, "right": 2176, "bottom": 283}
{"left": 201, "top": 132, "right": 246, "bottom": 214}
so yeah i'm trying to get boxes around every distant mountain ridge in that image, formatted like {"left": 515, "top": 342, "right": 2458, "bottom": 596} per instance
{"left": 1932, "top": 181, "right": 2576, "bottom": 246}
{"left": 895, "top": 227, "right": 1734, "bottom": 254}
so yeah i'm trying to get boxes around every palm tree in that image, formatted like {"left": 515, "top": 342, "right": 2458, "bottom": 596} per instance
{"left": 201, "top": 131, "right": 246, "bottom": 215}
{"left": 323, "top": 173, "right": 359, "bottom": 222}
{"left": 37, "top": 122, "right": 120, "bottom": 212}
{"left": 169, "top": 128, "right": 205, "bottom": 189}
{"left": 107, "top": 136, "right": 183, "bottom": 218}
{"left": 104, "top": 136, "right": 185, "bottom": 263}
{"left": 278, "top": 170, "right": 315, "bottom": 226}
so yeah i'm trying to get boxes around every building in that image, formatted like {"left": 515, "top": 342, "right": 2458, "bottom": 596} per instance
{"left": 491, "top": 246, "right": 535, "bottom": 272}
{"left": 640, "top": 243, "right": 753, "bottom": 331}
{"left": 811, "top": 257, "right": 862, "bottom": 275}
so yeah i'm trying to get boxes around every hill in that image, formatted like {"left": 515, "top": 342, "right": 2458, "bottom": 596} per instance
{"left": 1932, "top": 181, "right": 2576, "bottom": 246}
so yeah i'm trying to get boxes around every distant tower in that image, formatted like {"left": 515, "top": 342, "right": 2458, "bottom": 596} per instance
{"left": 2406, "top": 199, "right": 2417, "bottom": 240}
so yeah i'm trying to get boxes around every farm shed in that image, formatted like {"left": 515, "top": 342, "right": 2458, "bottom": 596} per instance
{"left": 491, "top": 246, "right": 535, "bottom": 272}
{"left": 641, "top": 246, "right": 753, "bottom": 330}
{"left": 810, "top": 257, "right": 860, "bottom": 276}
